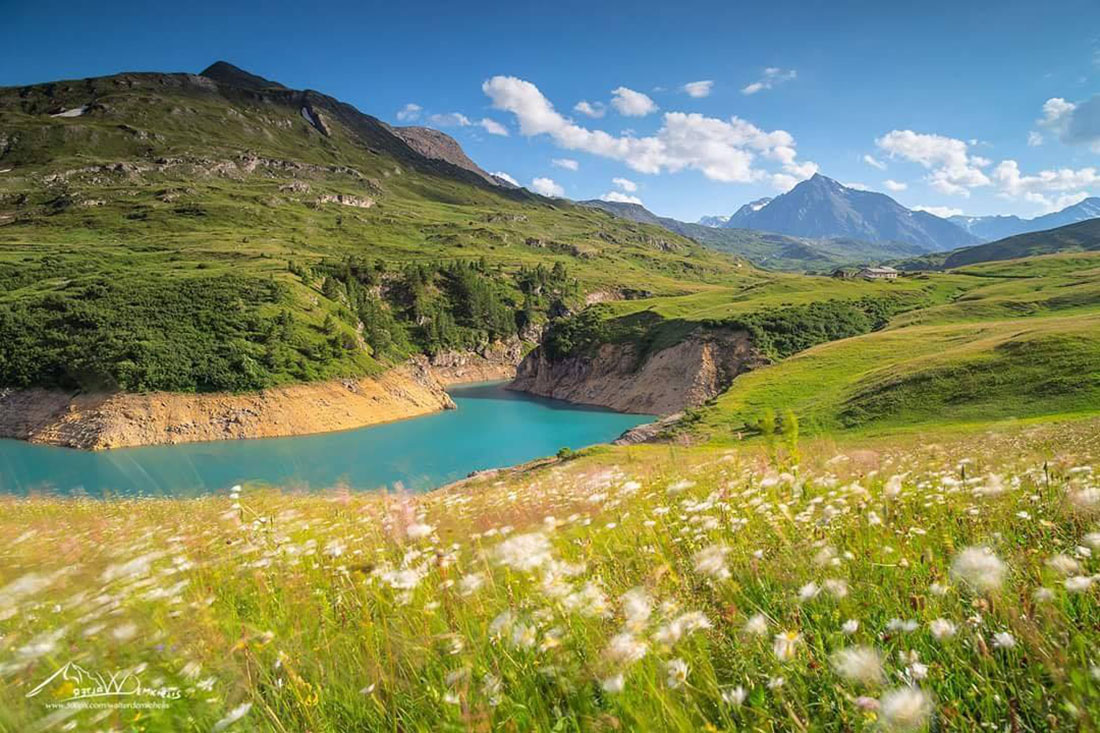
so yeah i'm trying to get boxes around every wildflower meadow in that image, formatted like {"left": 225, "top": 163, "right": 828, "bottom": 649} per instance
{"left": 3, "top": 418, "right": 1100, "bottom": 730}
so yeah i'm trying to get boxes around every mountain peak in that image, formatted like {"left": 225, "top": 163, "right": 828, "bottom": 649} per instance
{"left": 723, "top": 174, "right": 976, "bottom": 250}
{"left": 199, "top": 61, "right": 287, "bottom": 91}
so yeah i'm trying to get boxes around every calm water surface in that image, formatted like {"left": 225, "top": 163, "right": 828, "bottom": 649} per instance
{"left": 0, "top": 382, "right": 651, "bottom": 497}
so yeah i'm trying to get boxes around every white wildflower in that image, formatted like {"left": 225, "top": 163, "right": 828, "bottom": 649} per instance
{"left": 213, "top": 703, "right": 252, "bottom": 732}
{"left": 604, "top": 632, "right": 648, "bottom": 666}
{"left": 693, "top": 544, "right": 731, "bottom": 581}
{"left": 744, "top": 613, "right": 768, "bottom": 636}
{"left": 773, "top": 631, "right": 802, "bottom": 661}
{"left": 950, "top": 546, "right": 1006, "bottom": 592}
{"left": 842, "top": 619, "right": 860, "bottom": 635}
{"left": 665, "top": 658, "right": 689, "bottom": 689}
{"left": 879, "top": 687, "right": 932, "bottom": 731}
{"left": 992, "top": 631, "right": 1016, "bottom": 649}
{"left": 928, "top": 618, "right": 957, "bottom": 641}
{"left": 721, "top": 686, "right": 747, "bottom": 706}
{"left": 495, "top": 532, "right": 553, "bottom": 572}
{"left": 832, "top": 646, "right": 885, "bottom": 685}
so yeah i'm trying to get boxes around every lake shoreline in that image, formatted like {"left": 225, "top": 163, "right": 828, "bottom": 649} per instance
{"left": 0, "top": 360, "right": 458, "bottom": 451}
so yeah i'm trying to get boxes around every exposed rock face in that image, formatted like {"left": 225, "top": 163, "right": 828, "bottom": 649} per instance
{"left": 613, "top": 413, "right": 684, "bottom": 445}
{"left": 317, "top": 193, "right": 374, "bottom": 208}
{"left": 390, "top": 126, "right": 500, "bottom": 186}
{"left": 0, "top": 360, "right": 454, "bottom": 450}
{"left": 428, "top": 338, "right": 527, "bottom": 385}
{"left": 510, "top": 330, "right": 765, "bottom": 415}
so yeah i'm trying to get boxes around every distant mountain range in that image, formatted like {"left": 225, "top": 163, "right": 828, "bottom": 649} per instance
{"left": 895, "top": 218, "right": 1100, "bottom": 270}
{"left": 948, "top": 198, "right": 1100, "bottom": 241}
{"left": 704, "top": 174, "right": 979, "bottom": 251}
{"left": 581, "top": 196, "right": 935, "bottom": 272}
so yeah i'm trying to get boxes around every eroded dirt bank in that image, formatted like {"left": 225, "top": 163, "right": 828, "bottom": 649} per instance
{"left": 509, "top": 330, "right": 765, "bottom": 415}
{"left": 0, "top": 360, "right": 454, "bottom": 450}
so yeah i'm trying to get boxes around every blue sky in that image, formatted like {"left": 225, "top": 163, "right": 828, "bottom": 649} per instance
{"left": 3, "top": 0, "right": 1100, "bottom": 221}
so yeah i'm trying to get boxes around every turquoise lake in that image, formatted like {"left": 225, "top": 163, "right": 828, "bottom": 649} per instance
{"left": 0, "top": 382, "right": 651, "bottom": 497}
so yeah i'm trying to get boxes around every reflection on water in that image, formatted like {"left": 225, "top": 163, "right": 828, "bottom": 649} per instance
{"left": 0, "top": 382, "right": 652, "bottom": 497}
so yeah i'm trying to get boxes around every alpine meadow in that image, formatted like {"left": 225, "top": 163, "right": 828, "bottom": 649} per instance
{"left": 2, "top": 2, "right": 1100, "bottom": 731}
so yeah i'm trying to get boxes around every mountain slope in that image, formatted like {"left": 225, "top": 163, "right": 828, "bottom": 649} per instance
{"left": 582, "top": 198, "right": 934, "bottom": 272}
{"left": 0, "top": 62, "right": 750, "bottom": 398}
{"left": 941, "top": 218, "right": 1100, "bottom": 268}
{"left": 723, "top": 174, "right": 978, "bottom": 250}
{"left": 950, "top": 197, "right": 1100, "bottom": 241}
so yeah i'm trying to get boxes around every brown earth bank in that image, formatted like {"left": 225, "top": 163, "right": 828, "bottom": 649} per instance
{"left": 0, "top": 359, "right": 455, "bottom": 450}
{"left": 509, "top": 329, "right": 766, "bottom": 415}
{"left": 427, "top": 338, "right": 525, "bottom": 385}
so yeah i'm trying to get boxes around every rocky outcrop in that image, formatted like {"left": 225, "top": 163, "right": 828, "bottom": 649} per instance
{"left": 510, "top": 329, "right": 765, "bottom": 415}
{"left": 614, "top": 413, "right": 684, "bottom": 445}
{"left": 0, "top": 360, "right": 454, "bottom": 450}
{"left": 428, "top": 338, "right": 527, "bottom": 385}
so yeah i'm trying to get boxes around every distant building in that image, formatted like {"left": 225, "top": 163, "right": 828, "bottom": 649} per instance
{"left": 858, "top": 266, "right": 899, "bottom": 280}
{"left": 830, "top": 267, "right": 857, "bottom": 279}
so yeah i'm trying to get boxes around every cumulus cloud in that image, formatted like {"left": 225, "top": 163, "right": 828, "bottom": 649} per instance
{"left": 863, "top": 154, "right": 887, "bottom": 170}
{"left": 1038, "top": 95, "right": 1100, "bottom": 150}
{"left": 612, "top": 177, "right": 637, "bottom": 192}
{"left": 682, "top": 80, "right": 714, "bottom": 98}
{"left": 573, "top": 100, "right": 606, "bottom": 118}
{"left": 1027, "top": 131, "right": 1044, "bottom": 147}
{"left": 425, "top": 112, "right": 508, "bottom": 136}
{"left": 429, "top": 112, "right": 472, "bottom": 127}
{"left": 883, "top": 179, "right": 908, "bottom": 192}
{"left": 741, "top": 67, "right": 797, "bottom": 95}
{"left": 875, "top": 130, "right": 991, "bottom": 197}
{"left": 611, "top": 87, "right": 659, "bottom": 117}
{"left": 479, "top": 118, "right": 509, "bottom": 136}
{"left": 912, "top": 205, "right": 964, "bottom": 218}
{"left": 600, "top": 191, "right": 644, "bottom": 205}
{"left": 482, "top": 75, "right": 815, "bottom": 187}
{"left": 396, "top": 103, "right": 422, "bottom": 122}
{"left": 992, "top": 160, "right": 1098, "bottom": 210}
{"left": 530, "top": 177, "right": 565, "bottom": 197}
{"left": 491, "top": 171, "right": 519, "bottom": 186}
{"left": 552, "top": 158, "right": 579, "bottom": 170}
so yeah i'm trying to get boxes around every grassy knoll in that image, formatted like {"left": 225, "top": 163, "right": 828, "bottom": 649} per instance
{"left": 692, "top": 253, "right": 1100, "bottom": 437}
{"left": 2, "top": 418, "right": 1100, "bottom": 730}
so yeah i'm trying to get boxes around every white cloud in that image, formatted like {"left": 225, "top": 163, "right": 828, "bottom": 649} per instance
{"left": 482, "top": 75, "right": 816, "bottom": 186}
{"left": 1027, "top": 131, "right": 1044, "bottom": 147}
{"left": 573, "top": 100, "right": 606, "bottom": 118}
{"left": 395, "top": 103, "right": 421, "bottom": 122}
{"left": 600, "top": 191, "right": 644, "bottom": 205}
{"left": 844, "top": 182, "right": 871, "bottom": 191}
{"left": 863, "top": 154, "right": 887, "bottom": 170}
{"left": 883, "top": 179, "right": 908, "bottom": 192}
{"left": 682, "top": 80, "right": 714, "bottom": 98}
{"left": 992, "top": 160, "right": 1098, "bottom": 209}
{"left": 610, "top": 87, "right": 659, "bottom": 117}
{"left": 491, "top": 171, "right": 519, "bottom": 186}
{"left": 875, "top": 130, "right": 990, "bottom": 197}
{"left": 530, "top": 177, "right": 565, "bottom": 197}
{"left": 612, "top": 177, "right": 637, "bottom": 192}
{"left": 552, "top": 158, "right": 579, "bottom": 170}
{"left": 479, "top": 118, "right": 509, "bottom": 136}
{"left": 741, "top": 67, "right": 797, "bottom": 95}
{"left": 428, "top": 112, "right": 472, "bottom": 127}
{"left": 1038, "top": 95, "right": 1100, "bottom": 150}
{"left": 912, "top": 205, "right": 964, "bottom": 218}
{"left": 425, "top": 112, "right": 507, "bottom": 136}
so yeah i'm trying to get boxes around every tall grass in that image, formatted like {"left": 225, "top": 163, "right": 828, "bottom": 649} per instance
{"left": 2, "top": 419, "right": 1100, "bottom": 730}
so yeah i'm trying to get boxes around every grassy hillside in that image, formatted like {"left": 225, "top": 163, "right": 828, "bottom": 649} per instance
{"left": 694, "top": 254, "right": 1100, "bottom": 436}
{"left": 0, "top": 66, "right": 755, "bottom": 392}
{"left": 942, "top": 218, "right": 1100, "bottom": 268}
{"left": 895, "top": 218, "right": 1100, "bottom": 271}
{"left": 3, "top": 417, "right": 1100, "bottom": 730}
